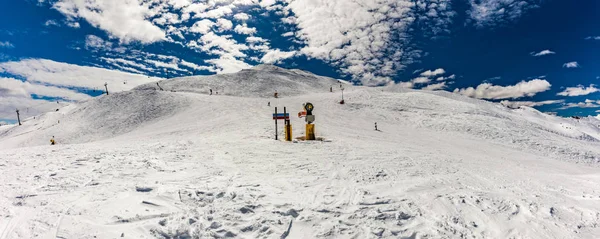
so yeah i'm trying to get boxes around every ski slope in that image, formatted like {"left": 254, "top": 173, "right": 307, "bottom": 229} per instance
{"left": 1, "top": 65, "right": 600, "bottom": 238}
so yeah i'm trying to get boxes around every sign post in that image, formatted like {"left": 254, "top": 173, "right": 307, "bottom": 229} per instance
{"left": 273, "top": 107, "right": 291, "bottom": 141}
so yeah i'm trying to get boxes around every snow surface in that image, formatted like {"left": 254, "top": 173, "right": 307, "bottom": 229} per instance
{"left": 1, "top": 65, "right": 600, "bottom": 238}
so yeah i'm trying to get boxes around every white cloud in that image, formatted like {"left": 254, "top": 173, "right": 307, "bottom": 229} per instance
{"left": 411, "top": 76, "right": 431, "bottom": 84}
{"left": 100, "top": 57, "right": 154, "bottom": 72}
{"left": 422, "top": 82, "right": 447, "bottom": 91}
{"left": 205, "top": 56, "right": 251, "bottom": 74}
{"left": 454, "top": 79, "right": 551, "bottom": 100}
{"left": 585, "top": 36, "right": 600, "bottom": 40}
{"left": 246, "top": 36, "right": 266, "bottom": 43}
{"left": 0, "top": 77, "right": 90, "bottom": 101}
{"left": 144, "top": 59, "right": 182, "bottom": 72}
{"left": 500, "top": 100, "right": 564, "bottom": 109}
{"left": 559, "top": 100, "right": 600, "bottom": 110}
{"left": 234, "top": 25, "right": 257, "bottom": 35}
{"left": 563, "top": 61, "right": 580, "bottom": 68}
{"left": 436, "top": 74, "right": 455, "bottom": 81}
{"left": 283, "top": 0, "right": 450, "bottom": 85}
{"left": 44, "top": 19, "right": 60, "bottom": 27}
{"left": 216, "top": 18, "right": 233, "bottom": 31}
{"left": 531, "top": 50, "right": 555, "bottom": 57}
{"left": 0, "top": 41, "right": 14, "bottom": 48}
{"left": 153, "top": 12, "right": 181, "bottom": 26}
{"left": 196, "top": 5, "right": 234, "bottom": 19}
{"left": 233, "top": 13, "right": 250, "bottom": 21}
{"left": 85, "top": 35, "right": 112, "bottom": 51}
{"left": 50, "top": 0, "right": 166, "bottom": 43}
{"left": 189, "top": 19, "right": 215, "bottom": 34}
{"left": 0, "top": 59, "right": 161, "bottom": 91}
{"left": 557, "top": 84, "right": 600, "bottom": 97}
{"left": 179, "top": 60, "right": 215, "bottom": 72}
{"left": 468, "top": 0, "right": 539, "bottom": 28}
{"left": 398, "top": 69, "right": 454, "bottom": 89}
{"left": 196, "top": 32, "right": 248, "bottom": 58}
{"left": 260, "top": 50, "right": 296, "bottom": 64}
{"left": 420, "top": 68, "right": 445, "bottom": 77}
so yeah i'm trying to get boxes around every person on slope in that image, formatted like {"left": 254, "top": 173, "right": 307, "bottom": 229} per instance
{"left": 210, "top": 89, "right": 213, "bottom": 95}
{"left": 50, "top": 136, "right": 56, "bottom": 145}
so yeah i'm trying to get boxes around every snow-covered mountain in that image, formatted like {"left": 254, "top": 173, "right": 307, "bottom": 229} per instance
{"left": 1, "top": 66, "right": 599, "bottom": 238}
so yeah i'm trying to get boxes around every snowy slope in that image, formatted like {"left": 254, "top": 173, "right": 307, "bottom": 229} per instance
{"left": 1, "top": 67, "right": 600, "bottom": 239}
{"left": 134, "top": 64, "right": 348, "bottom": 98}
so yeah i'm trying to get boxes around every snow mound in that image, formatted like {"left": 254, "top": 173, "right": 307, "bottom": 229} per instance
{"left": 0, "top": 90, "right": 191, "bottom": 149}
{"left": 134, "top": 64, "right": 343, "bottom": 98}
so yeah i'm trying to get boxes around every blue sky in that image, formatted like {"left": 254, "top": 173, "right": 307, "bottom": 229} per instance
{"left": 0, "top": 0, "right": 599, "bottom": 123}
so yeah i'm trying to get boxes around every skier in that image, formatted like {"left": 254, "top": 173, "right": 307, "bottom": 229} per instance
{"left": 375, "top": 122, "right": 378, "bottom": 131}
{"left": 210, "top": 89, "right": 213, "bottom": 95}
{"left": 268, "top": 102, "right": 270, "bottom": 106}
{"left": 330, "top": 86, "right": 332, "bottom": 92}
{"left": 50, "top": 136, "right": 56, "bottom": 145}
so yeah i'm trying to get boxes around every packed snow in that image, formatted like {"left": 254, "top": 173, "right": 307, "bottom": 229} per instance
{"left": 1, "top": 65, "right": 600, "bottom": 238}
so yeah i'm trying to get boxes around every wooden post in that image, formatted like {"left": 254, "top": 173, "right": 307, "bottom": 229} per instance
{"left": 16, "top": 109, "right": 21, "bottom": 126}
{"left": 274, "top": 107, "right": 278, "bottom": 140}
{"left": 104, "top": 82, "right": 109, "bottom": 95}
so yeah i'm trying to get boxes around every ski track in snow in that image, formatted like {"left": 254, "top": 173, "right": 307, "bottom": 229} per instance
{"left": 1, "top": 66, "right": 600, "bottom": 238}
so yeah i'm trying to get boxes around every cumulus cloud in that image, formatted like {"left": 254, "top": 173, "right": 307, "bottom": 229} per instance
{"left": 260, "top": 50, "right": 296, "bottom": 64}
{"left": 179, "top": 60, "right": 214, "bottom": 72}
{"left": 411, "top": 77, "right": 431, "bottom": 84}
{"left": 37, "top": 0, "right": 547, "bottom": 86}
{"left": 454, "top": 79, "right": 551, "bottom": 100}
{"left": 284, "top": 0, "right": 448, "bottom": 85}
{"left": 85, "top": 35, "right": 112, "bottom": 51}
{"left": 44, "top": 19, "right": 60, "bottom": 27}
{"left": 563, "top": 61, "right": 580, "bottom": 68}
{"left": 422, "top": 82, "right": 447, "bottom": 91}
{"left": 100, "top": 57, "right": 154, "bottom": 72}
{"left": 468, "top": 0, "right": 539, "bottom": 28}
{"left": 189, "top": 19, "right": 214, "bottom": 34}
{"left": 0, "top": 41, "right": 14, "bottom": 48}
{"left": 398, "top": 68, "right": 454, "bottom": 89}
{"left": 420, "top": 68, "right": 445, "bottom": 77}
{"left": 216, "top": 18, "right": 233, "bottom": 31}
{"left": 559, "top": 100, "right": 600, "bottom": 110}
{"left": 531, "top": 50, "right": 555, "bottom": 57}
{"left": 50, "top": 0, "right": 166, "bottom": 43}
{"left": 500, "top": 100, "right": 564, "bottom": 109}
{"left": 436, "top": 74, "right": 455, "bottom": 81}
{"left": 557, "top": 84, "right": 599, "bottom": 97}
{"left": 233, "top": 13, "right": 250, "bottom": 21}
{"left": 234, "top": 25, "right": 257, "bottom": 35}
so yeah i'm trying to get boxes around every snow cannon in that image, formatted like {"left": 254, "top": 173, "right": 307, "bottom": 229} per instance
{"left": 304, "top": 102, "right": 316, "bottom": 140}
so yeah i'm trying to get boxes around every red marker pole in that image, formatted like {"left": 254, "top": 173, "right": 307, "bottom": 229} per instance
{"left": 274, "top": 107, "right": 278, "bottom": 140}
